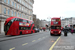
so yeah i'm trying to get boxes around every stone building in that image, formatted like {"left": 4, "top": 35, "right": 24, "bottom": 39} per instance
{"left": 0, "top": 0, "right": 34, "bottom": 34}
{"left": 33, "top": 14, "right": 36, "bottom": 27}
{"left": 61, "top": 17, "right": 75, "bottom": 28}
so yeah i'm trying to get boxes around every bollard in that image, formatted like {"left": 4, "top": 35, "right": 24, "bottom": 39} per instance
{"left": 64, "top": 32, "right": 67, "bottom": 36}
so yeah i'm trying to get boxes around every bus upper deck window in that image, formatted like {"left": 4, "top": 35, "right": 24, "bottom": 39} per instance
{"left": 15, "top": 18, "right": 19, "bottom": 21}
{"left": 56, "top": 19, "right": 60, "bottom": 21}
{"left": 27, "top": 21, "right": 29, "bottom": 23}
{"left": 52, "top": 19, "right": 55, "bottom": 21}
{"left": 18, "top": 19, "right": 23, "bottom": 22}
{"left": 11, "top": 18, "right": 15, "bottom": 22}
{"left": 32, "top": 22, "right": 34, "bottom": 24}
{"left": 23, "top": 20, "right": 27, "bottom": 23}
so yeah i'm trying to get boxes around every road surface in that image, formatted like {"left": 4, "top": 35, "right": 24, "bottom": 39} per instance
{"left": 0, "top": 31, "right": 75, "bottom": 50}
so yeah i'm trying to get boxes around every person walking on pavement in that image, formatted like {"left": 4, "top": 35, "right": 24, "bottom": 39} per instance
{"left": 71, "top": 29, "right": 73, "bottom": 34}
{"left": 49, "top": 27, "right": 50, "bottom": 31}
{"left": 40, "top": 27, "right": 42, "bottom": 31}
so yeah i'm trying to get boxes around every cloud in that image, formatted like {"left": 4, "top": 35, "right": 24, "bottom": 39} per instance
{"left": 33, "top": 0, "right": 75, "bottom": 20}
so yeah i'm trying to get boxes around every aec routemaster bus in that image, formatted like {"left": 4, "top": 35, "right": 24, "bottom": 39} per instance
{"left": 50, "top": 17, "right": 61, "bottom": 36}
{"left": 4, "top": 16, "right": 35, "bottom": 35}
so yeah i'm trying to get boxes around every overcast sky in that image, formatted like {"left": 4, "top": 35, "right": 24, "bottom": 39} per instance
{"left": 33, "top": 0, "right": 75, "bottom": 21}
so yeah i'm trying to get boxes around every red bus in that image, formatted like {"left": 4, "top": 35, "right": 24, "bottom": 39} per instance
{"left": 50, "top": 17, "right": 61, "bottom": 36}
{"left": 4, "top": 16, "right": 35, "bottom": 35}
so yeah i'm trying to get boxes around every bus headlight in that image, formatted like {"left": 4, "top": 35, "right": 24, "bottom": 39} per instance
{"left": 59, "top": 31, "right": 61, "bottom": 33}
{"left": 51, "top": 31, "right": 53, "bottom": 33}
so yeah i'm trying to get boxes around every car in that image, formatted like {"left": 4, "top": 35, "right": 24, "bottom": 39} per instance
{"left": 34, "top": 28, "right": 40, "bottom": 33}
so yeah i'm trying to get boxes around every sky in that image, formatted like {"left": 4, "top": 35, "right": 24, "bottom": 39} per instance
{"left": 33, "top": 0, "right": 75, "bottom": 21}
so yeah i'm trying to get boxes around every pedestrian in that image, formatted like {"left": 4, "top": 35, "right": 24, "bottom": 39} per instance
{"left": 63, "top": 28, "right": 68, "bottom": 36}
{"left": 71, "top": 29, "right": 73, "bottom": 34}
{"left": 40, "top": 27, "right": 42, "bottom": 31}
{"left": 49, "top": 27, "right": 50, "bottom": 31}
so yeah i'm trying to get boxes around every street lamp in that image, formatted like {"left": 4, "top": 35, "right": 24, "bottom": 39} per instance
{"left": 71, "top": 17, "right": 73, "bottom": 28}
{"left": 47, "top": 17, "right": 51, "bottom": 21}
{"left": 47, "top": 17, "right": 51, "bottom": 28}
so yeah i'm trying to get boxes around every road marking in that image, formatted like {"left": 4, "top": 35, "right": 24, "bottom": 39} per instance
{"left": 51, "top": 40, "right": 54, "bottom": 42}
{"left": 49, "top": 37, "right": 60, "bottom": 50}
{"left": 38, "top": 38, "right": 41, "bottom": 40}
{"left": 9, "top": 47, "right": 15, "bottom": 50}
{"left": 22, "top": 43, "right": 28, "bottom": 46}
{"left": 43, "top": 37, "right": 45, "bottom": 38}
{"left": 32, "top": 40, "right": 36, "bottom": 42}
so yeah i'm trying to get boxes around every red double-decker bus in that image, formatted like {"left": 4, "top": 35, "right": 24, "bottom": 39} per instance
{"left": 4, "top": 16, "right": 35, "bottom": 35}
{"left": 50, "top": 17, "right": 61, "bottom": 36}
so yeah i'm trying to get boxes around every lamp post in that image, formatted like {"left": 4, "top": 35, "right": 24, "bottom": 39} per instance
{"left": 47, "top": 17, "right": 51, "bottom": 21}
{"left": 71, "top": 17, "right": 73, "bottom": 28}
{"left": 47, "top": 17, "right": 51, "bottom": 26}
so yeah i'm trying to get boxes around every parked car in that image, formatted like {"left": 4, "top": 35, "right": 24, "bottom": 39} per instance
{"left": 34, "top": 28, "right": 40, "bottom": 33}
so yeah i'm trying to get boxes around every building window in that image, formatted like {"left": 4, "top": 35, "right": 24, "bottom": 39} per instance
{"left": 20, "top": 6, "right": 21, "bottom": 10}
{"left": 12, "top": 10, "right": 14, "bottom": 16}
{"left": 20, "top": 14, "right": 21, "bottom": 17}
{"left": 24, "top": 2, "right": 25, "bottom": 5}
{"left": 22, "top": 14, "right": 23, "bottom": 18}
{"left": 18, "top": 0, "right": 20, "bottom": 2}
{"left": 8, "top": 9, "right": 10, "bottom": 15}
{"left": 8, "top": 0, "right": 10, "bottom": 4}
{"left": 20, "top": 0, "right": 21, "bottom": 3}
{"left": 27, "top": 16, "right": 28, "bottom": 19}
{"left": 15, "top": 3, "right": 16, "bottom": 8}
{"left": 12, "top": 2, "right": 14, "bottom": 6}
{"left": 22, "top": 7, "right": 23, "bottom": 11}
{"left": 30, "top": 17, "right": 32, "bottom": 20}
{"left": 4, "top": 0, "right": 6, "bottom": 3}
{"left": 15, "top": 12, "right": 16, "bottom": 16}
{"left": 22, "top": 1, "right": 23, "bottom": 4}
{"left": 18, "top": 5, "right": 19, "bottom": 9}
{"left": 4, "top": 8, "right": 6, "bottom": 14}
{"left": 23, "top": 15, "right": 24, "bottom": 18}
{"left": 18, "top": 13, "right": 19, "bottom": 17}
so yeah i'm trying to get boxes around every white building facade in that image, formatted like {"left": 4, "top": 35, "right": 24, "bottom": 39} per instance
{"left": 61, "top": 17, "right": 75, "bottom": 28}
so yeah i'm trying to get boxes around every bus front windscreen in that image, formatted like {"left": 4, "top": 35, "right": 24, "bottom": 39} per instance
{"left": 51, "top": 26, "right": 61, "bottom": 29}
{"left": 4, "top": 18, "right": 15, "bottom": 33}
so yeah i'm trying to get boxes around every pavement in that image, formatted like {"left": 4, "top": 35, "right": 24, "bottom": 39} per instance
{"left": 0, "top": 33, "right": 5, "bottom": 36}
{"left": 53, "top": 32, "right": 75, "bottom": 50}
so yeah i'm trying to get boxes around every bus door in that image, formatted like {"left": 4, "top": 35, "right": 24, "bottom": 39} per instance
{"left": 32, "top": 26, "right": 35, "bottom": 33}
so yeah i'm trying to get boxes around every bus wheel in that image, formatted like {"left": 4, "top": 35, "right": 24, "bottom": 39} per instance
{"left": 31, "top": 31, "right": 33, "bottom": 34}
{"left": 20, "top": 32, "right": 22, "bottom": 35}
{"left": 59, "top": 34, "right": 61, "bottom": 36}
{"left": 50, "top": 33, "right": 53, "bottom": 36}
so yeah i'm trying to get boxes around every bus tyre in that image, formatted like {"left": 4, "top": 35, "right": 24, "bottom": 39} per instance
{"left": 59, "top": 34, "right": 61, "bottom": 36}
{"left": 50, "top": 33, "right": 52, "bottom": 36}
{"left": 31, "top": 31, "right": 33, "bottom": 34}
{"left": 20, "top": 32, "right": 22, "bottom": 35}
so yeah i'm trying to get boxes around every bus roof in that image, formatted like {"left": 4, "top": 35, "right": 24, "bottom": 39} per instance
{"left": 51, "top": 17, "right": 60, "bottom": 19}
{"left": 6, "top": 16, "right": 33, "bottom": 22}
{"left": 11, "top": 16, "right": 33, "bottom": 21}
{"left": 5, "top": 16, "right": 33, "bottom": 25}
